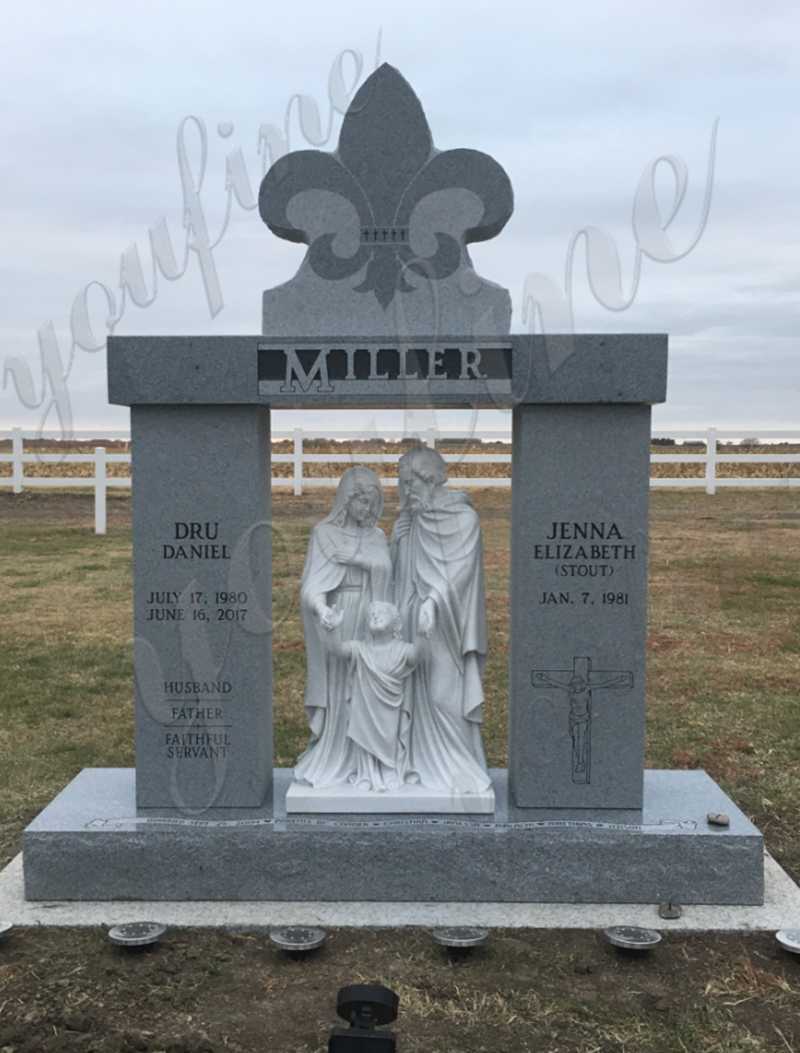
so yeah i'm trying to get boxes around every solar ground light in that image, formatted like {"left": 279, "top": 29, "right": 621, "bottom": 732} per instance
{"left": 328, "top": 984, "right": 399, "bottom": 1052}
{"left": 107, "top": 922, "right": 167, "bottom": 949}
{"left": 776, "top": 929, "right": 800, "bottom": 955}
{"left": 604, "top": 926, "right": 663, "bottom": 951}
{"left": 431, "top": 926, "right": 489, "bottom": 952}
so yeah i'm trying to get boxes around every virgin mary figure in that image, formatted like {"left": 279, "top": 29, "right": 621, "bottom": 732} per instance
{"left": 294, "top": 466, "right": 392, "bottom": 788}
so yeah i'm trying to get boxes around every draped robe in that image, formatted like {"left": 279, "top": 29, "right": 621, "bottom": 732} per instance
{"left": 346, "top": 638, "right": 417, "bottom": 790}
{"left": 391, "top": 490, "right": 491, "bottom": 793}
{"left": 295, "top": 521, "right": 391, "bottom": 787}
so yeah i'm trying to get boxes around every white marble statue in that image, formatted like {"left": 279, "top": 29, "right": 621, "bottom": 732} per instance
{"left": 392, "top": 447, "right": 492, "bottom": 795}
{"left": 294, "top": 466, "right": 392, "bottom": 788}
{"left": 322, "top": 600, "right": 424, "bottom": 792}
{"left": 290, "top": 451, "right": 493, "bottom": 812}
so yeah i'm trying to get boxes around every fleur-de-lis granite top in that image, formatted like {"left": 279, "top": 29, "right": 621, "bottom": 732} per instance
{"left": 259, "top": 64, "right": 514, "bottom": 337}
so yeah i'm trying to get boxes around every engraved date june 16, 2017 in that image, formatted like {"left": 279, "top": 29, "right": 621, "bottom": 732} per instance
{"left": 539, "top": 591, "right": 629, "bottom": 606}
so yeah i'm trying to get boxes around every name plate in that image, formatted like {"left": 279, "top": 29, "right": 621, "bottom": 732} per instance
{"left": 257, "top": 340, "right": 513, "bottom": 403}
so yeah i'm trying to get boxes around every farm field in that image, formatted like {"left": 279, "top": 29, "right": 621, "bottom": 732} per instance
{"left": 0, "top": 487, "right": 799, "bottom": 1052}
{"left": 2, "top": 437, "right": 800, "bottom": 483}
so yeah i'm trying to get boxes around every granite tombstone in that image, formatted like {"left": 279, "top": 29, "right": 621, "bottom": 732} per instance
{"left": 22, "top": 64, "right": 764, "bottom": 906}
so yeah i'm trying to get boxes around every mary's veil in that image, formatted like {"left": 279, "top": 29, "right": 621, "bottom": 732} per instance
{"left": 323, "top": 465, "right": 384, "bottom": 527}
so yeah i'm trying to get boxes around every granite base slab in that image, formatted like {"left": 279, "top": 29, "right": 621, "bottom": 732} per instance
{"left": 23, "top": 768, "right": 764, "bottom": 904}
{"left": 286, "top": 781, "right": 495, "bottom": 814}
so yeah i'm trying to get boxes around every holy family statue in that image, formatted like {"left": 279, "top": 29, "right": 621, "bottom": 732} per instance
{"left": 293, "top": 447, "right": 492, "bottom": 804}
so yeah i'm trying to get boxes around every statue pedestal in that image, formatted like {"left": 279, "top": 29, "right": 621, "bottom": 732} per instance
{"left": 286, "top": 781, "right": 495, "bottom": 815}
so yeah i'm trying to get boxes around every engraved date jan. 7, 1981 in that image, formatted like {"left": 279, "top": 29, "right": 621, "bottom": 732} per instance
{"left": 539, "top": 591, "right": 629, "bottom": 606}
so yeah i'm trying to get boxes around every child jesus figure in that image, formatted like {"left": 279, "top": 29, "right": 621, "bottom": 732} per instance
{"left": 324, "top": 599, "right": 425, "bottom": 792}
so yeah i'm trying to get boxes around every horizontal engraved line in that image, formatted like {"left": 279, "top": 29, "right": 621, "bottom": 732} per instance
{"left": 84, "top": 816, "right": 698, "bottom": 832}
{"left": 161, "top": 697, "right": 229, "bottom": 701}
{"left": 164, "top": 724, "right": 232, "bottom": 729}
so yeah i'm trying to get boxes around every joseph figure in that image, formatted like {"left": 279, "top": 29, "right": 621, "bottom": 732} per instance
{"left": 391, "top": 447, "right": 492, "bottom": 794}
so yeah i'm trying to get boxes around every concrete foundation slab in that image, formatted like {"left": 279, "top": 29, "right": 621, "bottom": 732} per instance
{"left": 2, "top": 854, "right": 796, "bottom": 931}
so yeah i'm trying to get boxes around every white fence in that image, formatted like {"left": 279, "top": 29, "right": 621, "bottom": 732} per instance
{"left": 2, "top": 426, "right": 799, "bottom": 535}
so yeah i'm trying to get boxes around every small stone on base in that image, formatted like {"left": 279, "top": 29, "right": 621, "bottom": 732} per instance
{"left": 707, "top": 812, "right": 730, "bottom": 827}
{"left": 658, "top": 902, "right": 682, "bottom": 920}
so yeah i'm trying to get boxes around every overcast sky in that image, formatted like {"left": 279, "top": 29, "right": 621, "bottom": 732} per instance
{"left": 1, "top": 0, "right": 798, "bottom": 438}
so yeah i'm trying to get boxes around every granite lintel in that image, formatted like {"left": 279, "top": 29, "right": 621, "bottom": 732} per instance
{"left": 107, "top": 334, "right": 667, "bottom": 408}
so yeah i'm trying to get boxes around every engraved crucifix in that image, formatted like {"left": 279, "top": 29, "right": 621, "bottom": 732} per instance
{"left": 531, "top": 657, "right": 633, "bottom": 785}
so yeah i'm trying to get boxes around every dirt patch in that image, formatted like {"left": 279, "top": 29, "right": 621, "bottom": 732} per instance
{"left": 0, "top": 492, "right": 131, "bottom": 528}
{"left": 1, "top": 928, "right": 799, "bottom": 1052}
